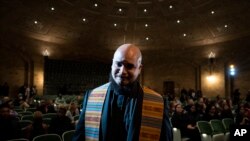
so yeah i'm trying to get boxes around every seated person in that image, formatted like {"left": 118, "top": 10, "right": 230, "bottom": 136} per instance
{"left": 204, "top": 105, "right": 220, "bottom": 121}
{"left": 23, "top": 111, "right": 48, "bottom": 140}
{"left": 171, "top": 104, "right": 201, "bottom": 141}
{"left": 55, "top": 93, "right": 66, "bottom": 105}
{"left": 66, "top": 102, "right": 79, "bottom": 122}
{"left": 49, "top": 106, "right": 74, "bottom": 135}
{"left": 0, "top": 103, "right": 21, "bottom": 141}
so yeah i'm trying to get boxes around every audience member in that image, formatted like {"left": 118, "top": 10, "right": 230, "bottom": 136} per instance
{"left": 18, "top": 85, "right": 27, "bottom": 101}
{"left": 29, "top": 85, "right": 37, "bottom": 105}
{"left": 235, "top": 104, "right": 250, "bottom": 125}
{"left": 180, "top": 88, "right": 188, "bottom": 103}
{"left": 220, "top": 102, "right": 234, "bottom": 119}
{"left": 25, "top": 86, "right": 31, "bottom": 103}
{"left": 49, "top": 106, "right": 74, "bottom": 135}
{"left": 185, "top": 105, "right": 202, "bottom": 141}
{"left": 19, "top": 99, "right": 30, "bottom": 110}
{"left": 245, "top": 90, "right": 250, "bottom": 103}
{"left": 0, "top": 103, "right": 21, "bottom": 141}
{"left": 184, "top": 98, "right": 194, "bottom": 112}
{"left": 55, "top": 93, "right": 66, "bottom": 105}
{"left": 204, "top": 105, "right": 220, "bottom": 121}
{"left": 6, "top": 99, "right": 18, "bottom": 117}
{"left": 66, "top": 102, "right": 79, "bottom": 122}
{"left": 23, "top": 111, "right": 48, "bottom": 140}
{"left": 195, "top": 97, "right": 206, "bottom": 118}
{"left": 46, "top": 99, "right": 56, "bottom": 113}
{"left": 233, "top": 88, "right": 241, "bottom": 105}
{"left": 36, "top": 100, "right": 48, "bottom": 114}
{"left": 172, "top": 104, "right": 201, "bottom": 141}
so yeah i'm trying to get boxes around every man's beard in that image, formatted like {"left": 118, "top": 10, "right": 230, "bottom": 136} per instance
{"left": 109, "top": 74, "right": 138, "bottom": 96}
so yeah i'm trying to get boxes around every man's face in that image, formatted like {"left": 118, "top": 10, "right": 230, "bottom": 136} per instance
{"left": 111, "top": 50, "right": 141, "bottom": 86}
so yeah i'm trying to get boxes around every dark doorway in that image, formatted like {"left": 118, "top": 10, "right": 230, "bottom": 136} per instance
{"left": 163, "top": 81, "right": 175, "bottom": 100}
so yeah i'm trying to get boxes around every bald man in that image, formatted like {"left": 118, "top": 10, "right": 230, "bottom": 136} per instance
{"left": 73, "top": 44, "right": 172, "bottom": 141}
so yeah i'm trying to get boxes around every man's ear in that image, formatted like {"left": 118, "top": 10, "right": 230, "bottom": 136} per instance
{"left": 139, "top": 64, "right": 143, "bottom": 73}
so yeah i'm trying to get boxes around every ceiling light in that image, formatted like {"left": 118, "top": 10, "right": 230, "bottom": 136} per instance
{"left": 169, "top": 5, "right": 173, "bottom": 9}
{"left": 183, "top": 33, "right": 186, "bottom": 37}
{"left": 224, "top": 24, "right": 228, "bottom": 28}
{"left": 144, "top": 9, "right": 147, "bottom": 13}
{"left": 145, "top": 37, "right": 149, "bottom": 40}
{"left": 211, "top": 11, "right": 215, "bottom": 14}
{"left": 94, "top": 3, "right": 98, "bottom": 7}
{"left": 51, "top": 7, "right": 55, "bottom": 11}
{"left": 34, "top": 21, "right": 38, "bottom": 24}
{"left": 145, "top": 24, "right": 148, "bottom": 27}
{"left": 118, "top": 8, "right": 122, "bottom": 12}
{"left": 177, "top": 20, "right": 180, "bottom": 23}
{"left": 82, "top": 18, "right": 86, "bottom": 22}
{"left": 114, "top": 23, "right": 117, "bottom": 27}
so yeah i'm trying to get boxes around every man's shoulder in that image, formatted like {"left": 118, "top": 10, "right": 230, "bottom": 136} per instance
{"left": 142, "top": 86, "right": 162, "bottom": 97}
{"left": 142, "top": 86, "right": 164, "bottom": 103}
{"left": 93, "top": 82, "right": 110, "bottom": 90}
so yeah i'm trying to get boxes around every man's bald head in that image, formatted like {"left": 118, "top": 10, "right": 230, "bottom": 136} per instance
{"left": 111, "top": 44, "right": 142, "bottom": 86}
{"left": 113, "top": 44, "right": 142, "bottom": 66}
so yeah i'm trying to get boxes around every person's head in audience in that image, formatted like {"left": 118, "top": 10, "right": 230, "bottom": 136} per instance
{"left": 58, "top": 93, "right": 63, "bottom": 99}
{"left": 175, "top": 104, "right": 184, "bottom": 114}
{"left": 207, "top": 105, "right": 217, "bottom": 116}
{"left": 238, "top": 104, "right": 245, "bottom": 114}
{"left": 57, "top": 106, "right": 67, "bottom": 117}
{"left": 187, "top": 98, "right": 194, "bottom": 105}
{"left": 221, "top": 103, "right": 230, "bottom": 111}
{"left": 33, "top": 111, "right": 43, "bottom": 123}
{"left": 198, "top": 97, "right": 204, "bottom": 105}
{"left": 169, "top": 101, "right": 177, "bottom": 113}
{"left": 0, "top": 103, "right": 10, "bottom": 119}
{"left": 69, "top": 102, "right": 77, "bottom": 111}
{"left": 188, "top": 105, "right": 197, "bottom": 113}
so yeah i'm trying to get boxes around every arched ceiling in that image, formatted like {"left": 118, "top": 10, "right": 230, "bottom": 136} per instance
{"left": 1, "top": 0, "right": 250, "bottom": 60}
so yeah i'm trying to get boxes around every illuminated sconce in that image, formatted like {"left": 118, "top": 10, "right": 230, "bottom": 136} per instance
{"left": 206, "top": 52, "right": 217, "bottom": 84}
{"left": 43, "top": 48, "right": 49, "bottom": 56}
{"left": 208, "top": 52, "right": 215, "bottom": 64}
{"left": 208, "top": 52, "right": 216, "bottom": 75}
{"left": 206, "top": 75, "right": 217, "bottom": 83}
{"left": 229, "top": 64, "right": 235, "bottom": 76}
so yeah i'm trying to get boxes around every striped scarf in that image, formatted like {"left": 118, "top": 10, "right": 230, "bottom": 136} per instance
{"left": 85, "top": 83, "right": 163, "bottom": 141}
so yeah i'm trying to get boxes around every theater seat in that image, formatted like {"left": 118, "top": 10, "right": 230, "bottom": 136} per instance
{"left": 62, "top": 130, "right": 75, "bottom": 141}
{"left": 32, "top": 134, "right": 62, "bottom": 141}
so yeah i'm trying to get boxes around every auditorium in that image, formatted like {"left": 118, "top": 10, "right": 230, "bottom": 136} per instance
{"left": 1, "top": 0, "right": 250, "bottom": 141}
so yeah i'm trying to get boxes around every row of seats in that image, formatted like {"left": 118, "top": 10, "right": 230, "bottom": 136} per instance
{"left": 19, "top": 113, "right": 79, "bottom": 121}
{"left": 6, "top": 130, "right": 75, "bottom": 141}
{"left": 15, "top": 108, "right": 37, "bottom": 113}
{"left": 18, "top": 114, "right": 80, "bottom": 130}
{"left": 173, "top": 118, "right": 234, "bottom": 141}
{"left": 173, "top": 128, "right": 230, "bottom": 141}
{"left": 196, "top": 118, "right": 233, "bottom": 141}
{"left": 197, "top": 118, "right": 234, "bottom": 135}
{"left": 200, "top": 132, "right": 230, "bottom": 141}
